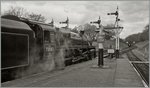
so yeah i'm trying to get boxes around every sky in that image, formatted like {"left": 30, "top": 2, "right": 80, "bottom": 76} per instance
{"left": 1, "top": 1, "right": 149, "bottom": 39}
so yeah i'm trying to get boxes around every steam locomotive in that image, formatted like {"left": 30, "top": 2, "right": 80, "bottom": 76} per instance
{"left": 1, "top": 15, "right": 95, "bottom": 82}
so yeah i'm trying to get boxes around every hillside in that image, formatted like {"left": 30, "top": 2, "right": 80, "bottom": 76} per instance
{"left": 125, "top": 24, "right": 149, "bottom": 43}
{"left": 134, "top": 40, "right": 149, "bottom": 60}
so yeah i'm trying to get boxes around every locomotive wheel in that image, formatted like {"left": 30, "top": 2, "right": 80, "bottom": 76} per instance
{"left": 65, "top": 59, "right": 73, "bottom": 66}
{"left": 86, "top": 55, "right": 90, "bottom": 61}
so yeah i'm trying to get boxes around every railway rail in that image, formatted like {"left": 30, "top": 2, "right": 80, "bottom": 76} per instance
{"left": 127, "top": 51, "right": 142, "bottom": 61}
{"left": 120, "top": 46, "right": 137, "bottom": 54}
{"left": 127, "top": 51, "right": 149, "bottom": 86}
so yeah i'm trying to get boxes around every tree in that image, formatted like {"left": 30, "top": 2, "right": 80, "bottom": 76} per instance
{"left": 83, "top": 23, "right": 97, "bottom": 42}
{"left": 140, "top": 24, "right": 149, "bottom": 41}
{"left": 144, "top": 24, "right": 149, "bottom": 31}
{"left": 125, "top": 33, "right": 141, "bottom": 43}
{"left": 27, "top": 13, "right": 46, "bottom": 22}
{"left": 3, "top": 6, "right": 27, "bottom": 17}
{"left": 125, "top": 24, "right": 149, "bottom": 43}
{"left": 103, "top": 24, "right": 116, "bottom": 40}
{"left": 76, "top": 24, "right": 97, "bottom": 46}
{"left": 3, "top": 6, "right": 46, "bottom": 22}
{"left": 77, "top": 23, "right": 116, "bottom": 45}
{"left": 71, "top": 26, "right": 79, "bottom": 33}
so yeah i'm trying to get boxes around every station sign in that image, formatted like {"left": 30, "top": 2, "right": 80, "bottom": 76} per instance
{"left": 108, "top": 49, "right": 115, "bottom": 53}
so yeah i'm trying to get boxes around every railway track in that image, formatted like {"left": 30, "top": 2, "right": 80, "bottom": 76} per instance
{"left": 127, "top": 51, "right": 142, "bottom": 61}
{"left": 132, "top": 63, "right": 149, "bottom": 86}
{"left": 127, "top": 51, "right": 149, "bottom": 86}
{"left": 120, "top": 46, "right": 137, "bottom": 55}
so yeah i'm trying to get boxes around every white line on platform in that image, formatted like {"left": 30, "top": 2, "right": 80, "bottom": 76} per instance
{"left": 131, "top": 61, "right": 149, "bottom": 63}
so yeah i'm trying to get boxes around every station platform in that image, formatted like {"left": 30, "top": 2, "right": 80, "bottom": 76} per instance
{"left": 1, "top": 54, "right": 145, "bottom": 87}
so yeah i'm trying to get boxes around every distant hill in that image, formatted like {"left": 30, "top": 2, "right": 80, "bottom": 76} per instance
{"left": 125, "top": 24, "right": 149, "bottom": 43}
{"left": 135, "top": 40, "right": 149, "bottom": 49}
{"left": 134, "top": 40, "right": 149, "bottom": 60}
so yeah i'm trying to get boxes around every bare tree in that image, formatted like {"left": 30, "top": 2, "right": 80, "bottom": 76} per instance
{"left": 103, "top": 24, "right": 116, "bottom": 40}
{"left": 77, "top": 23, "right": 116, "bottom": 45}
{"left": 83, "top": 24, "right": 97, "bottom": 42}
{"left": 3, "top": 6, "right": 46, "bottom": 22}
{"left": 27, "top": 13, "right": 46, "bottom": 22}
{"left": 71, "top": 26, "right": 79, "bottom": 33}
{"left": 77, "top": 24, "right": 97, "bottom": 46}
{"left": 4, "top": 6, "right": 27, "bottom": 17}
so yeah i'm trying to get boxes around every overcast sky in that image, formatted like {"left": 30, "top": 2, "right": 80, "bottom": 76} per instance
{"left": 1, "top": 1, "right": 149, "bottom": 38}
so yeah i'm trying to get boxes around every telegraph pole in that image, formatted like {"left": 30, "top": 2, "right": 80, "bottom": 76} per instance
{"left": 107, "top": 6, "right": 123, "bottom": 58}
{"left": 90, "top": 16, "right": 104, "bottom": 67}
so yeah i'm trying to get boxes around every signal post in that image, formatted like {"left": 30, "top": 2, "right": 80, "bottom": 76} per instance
{"left": 107, "top": 6, "right": 123, "bottom": 58}
{"left": 60, "top": 17, "right": 69, "bottom": 28}
{"left": 90, "top": 16, "right": 105, "bottom": 67}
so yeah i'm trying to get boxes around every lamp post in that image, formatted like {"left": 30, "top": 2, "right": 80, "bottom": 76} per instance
{"left": 80, "top": 30, "right": 85, "bottom": 51}
{"left": 90, "top": 16, "right": 105, "bottom": 67}
{"left": 107, "top": 6, "right": 123, "bottom": 58}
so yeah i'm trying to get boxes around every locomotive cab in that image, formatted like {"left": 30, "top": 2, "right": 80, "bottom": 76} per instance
{"left": 1, "top": 16, "right": 35, "bottom": 70}
{"left": 1, "top": 15, "right": 35, "bottom": 82}
{"left": 41, "top": 24, "right": 56, "bottom": 58}
{"left": 20, "top": 18, "right": 56, "bottom": 60}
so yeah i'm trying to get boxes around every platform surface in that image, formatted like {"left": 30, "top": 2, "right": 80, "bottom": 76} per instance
{"left": 1, "top": 54, "right": 144, "bottom": 87}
